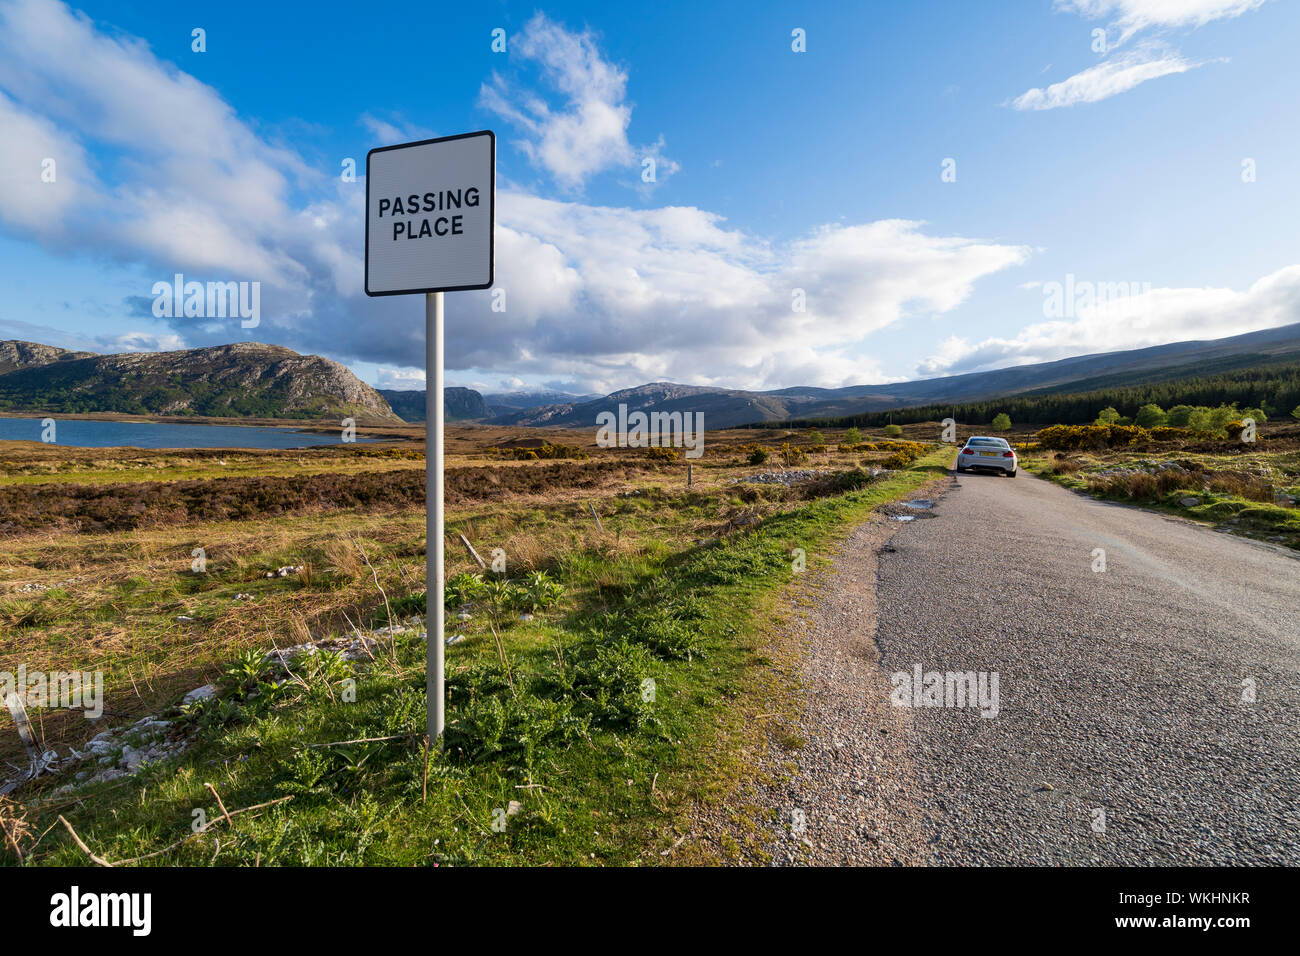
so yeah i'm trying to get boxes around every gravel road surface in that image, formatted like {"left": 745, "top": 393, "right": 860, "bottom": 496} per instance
{"left": 768, "top": 467, "right": 1298, "bottom": 865}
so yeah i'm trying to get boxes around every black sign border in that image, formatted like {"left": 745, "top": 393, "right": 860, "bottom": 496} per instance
{"left": 364, "top": 129, "right": 496, "bottom": 296}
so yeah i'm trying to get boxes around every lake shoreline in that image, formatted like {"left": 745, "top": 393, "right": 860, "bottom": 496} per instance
{"left": 0, "top": 410, "right": 429, "bottom": 444}
{"left": 0, "top": 415, "right": 387, "bottom": 451}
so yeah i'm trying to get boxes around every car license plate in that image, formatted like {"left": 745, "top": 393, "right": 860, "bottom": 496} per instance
{"left": 979, "top": 451, "right": 997, "bottom": 457}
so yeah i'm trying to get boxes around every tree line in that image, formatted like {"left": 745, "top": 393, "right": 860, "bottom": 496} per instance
{"left": 763, "top": 362, "right": 1300, "bottom": 429}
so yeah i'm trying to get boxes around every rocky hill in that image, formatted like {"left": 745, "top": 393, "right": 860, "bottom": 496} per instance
{"left": 0, "top": 340, "right": 95, "bottom": 375}
{"left": 0, "top": 341, "right": 402, "bottom": 424}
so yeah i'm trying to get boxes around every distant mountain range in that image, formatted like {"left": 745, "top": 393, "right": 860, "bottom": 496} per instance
{"left": 377, "top": 323, "right": 1300, "bottom": 428}
{"left": 5, "top": 323, "right": 1297, "bottom": 428}
{"left": 0, "top": 341, "right": 403, "bottom": 424}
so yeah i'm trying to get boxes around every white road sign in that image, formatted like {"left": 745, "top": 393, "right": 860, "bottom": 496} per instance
{"left": 365, "top": 131, "right": 495, "bottom": 296}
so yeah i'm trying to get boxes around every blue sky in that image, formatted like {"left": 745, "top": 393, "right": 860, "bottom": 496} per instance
{"left": 1, "top": 0, "right": 1297, "bottom": 395}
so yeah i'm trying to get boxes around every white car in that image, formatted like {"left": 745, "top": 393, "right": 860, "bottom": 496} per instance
{"left": 956, "top": 436, "right": 1017, "bottom": 476}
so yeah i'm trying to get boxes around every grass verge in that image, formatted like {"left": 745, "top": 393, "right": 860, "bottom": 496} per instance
{"left": 1024, "top": 452, "right": 1300, "bottom": 550}
{"left": 5, "top": 451, "right": 948, "bottom": 866}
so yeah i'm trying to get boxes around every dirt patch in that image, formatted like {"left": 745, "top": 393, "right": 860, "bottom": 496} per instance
{"left": 745, "top": 475, "right": 952, "bottom": 865}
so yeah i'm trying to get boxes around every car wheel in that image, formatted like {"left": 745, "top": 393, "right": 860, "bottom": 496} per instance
{"left": 956, "top": 465, "right": 965, "bottom": 473}
{"left": 1007, "top": 469, "right": 1017, "bottom": 477}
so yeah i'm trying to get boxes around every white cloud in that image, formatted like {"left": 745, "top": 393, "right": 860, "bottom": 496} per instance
{"left": 1056, "top": 0, "right": 1269, "bottom": 44}
{"left": 919, "top": 264, "right": 1300, "bottom": 375}
{"left": 1014, "top": 0, "right": 1267, "bottom": 110}
{"left": 480, "top": 13, "right": 675, "bottom": 191}
{"left": 0, "top": 90, "right": 100, "bottom": 240}
{"left": 371, "top": 367, "right": 427, "bottom": 389}
{"left": 461, "top": 200, "right": 1029, "bottom": 392}
{"left": 103, "top": 331, "right": 187, "bottom": 353}
{"left": 360, "top": 113, "right": 435, "bottom": 146}
{"left": 1011, "top": 48, "right": 1209, "bottom": 110}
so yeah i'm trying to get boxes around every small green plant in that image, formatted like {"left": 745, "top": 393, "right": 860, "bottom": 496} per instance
{"left": 883, "top": 423, "right": 904, "bottom": 437}
{"left": 445, "top": 572, "right": 486, "bottom": 609}
{"left": 844, "top": 427, "right": 863, "bottom": 445}
{"left": 225, "top": 648, "right": 272, "bottom": 689}
{"left": 746, "top": 446, "right": 770, "bottom": 465}
{"left": 520, "top": 571, "right": 565, "bottom": 612}
{"left": 990, "top": 413, "right": 1011, "bottom": 432}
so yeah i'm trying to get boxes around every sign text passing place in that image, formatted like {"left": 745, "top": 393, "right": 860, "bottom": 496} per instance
{"left": 365, "top": 131, "right": 495, "bottom": 296}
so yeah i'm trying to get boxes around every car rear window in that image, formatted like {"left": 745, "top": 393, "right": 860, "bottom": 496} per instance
{"left": 966, "top": 438, "right": 1006, "bottom": 447}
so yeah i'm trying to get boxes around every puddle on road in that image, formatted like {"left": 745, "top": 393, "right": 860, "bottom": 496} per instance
{"left": 903, "top": 499, "right": 934, "bottom": 509}
{"left": 891, "top": 515, "right": 916, "bottom": 522}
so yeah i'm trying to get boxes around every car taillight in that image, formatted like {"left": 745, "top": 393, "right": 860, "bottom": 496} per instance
{"left": 1002, "top": 451, "right": 1015, "bottom": 457}
{"left": 961, "top": 448, "right": 973, "bottom": 455}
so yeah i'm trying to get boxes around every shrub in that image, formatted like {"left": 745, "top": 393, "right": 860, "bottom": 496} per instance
{"left": 779, "top": 442, "right": 809, "bottom": 466}
{"left": 825, "top": 468, "right": 881, "bottom": 492}
{"left": 489, "top": 442, "right": 589, "bottom": 461}
{"left": 1095, "top": 407, "right": 1121, "bottom": 425}
{"left": 744, "top": 446, "right": 770, "bottom": 465}
{"left": 881, "top": 450, "right": 914, "bottom": 469}
{"left": 645, "top": 446, "right": 681, "bottom": 462}
{"left": 1035, "top": 424, "right": 1150, "bottom": 451}
{"left": 874, "top": 440, "right": 925, "bottom": 456}
{"left": 883, "top": 424, "right": 903, "bottom": 437}
{"left": 844, "top": 427, "right": 863, "bottom": 445}
{"left": 991, "top": 413, "right": 1011, "bottom": 431}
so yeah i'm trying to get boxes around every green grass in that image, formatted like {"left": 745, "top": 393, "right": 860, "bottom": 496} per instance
{"left": 1024, "top": 452, "right": 1300, "bottom": 549}
{"left": 8, "top": 450, "right": 948, "bottom": 867}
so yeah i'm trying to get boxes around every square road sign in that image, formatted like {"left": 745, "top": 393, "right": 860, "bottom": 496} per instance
{"left": 364, "top": 130, "right": 495, "bottom": 296}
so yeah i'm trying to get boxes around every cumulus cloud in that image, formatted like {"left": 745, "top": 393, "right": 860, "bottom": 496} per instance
{"left": 465, "top": 199, "right": 1029, "bottom": 392}
{"left": 0, "top": 0, "right": 1030, "bottom": 394}
{"left": 1010, "top": 48, "right": 1209, "bottom": 110}
{"left": 480, "top": 13, "right": 676, "bottom": 192}
{"left": 918, "top": 265, "right": 1300, "bottom": 375}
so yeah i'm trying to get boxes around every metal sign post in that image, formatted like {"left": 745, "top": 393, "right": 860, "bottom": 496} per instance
{"left": 364, "top": 131, "right": 495, "bottom": 746}
{"left": 426, "top": 290, "right": 444, "bottom": 739}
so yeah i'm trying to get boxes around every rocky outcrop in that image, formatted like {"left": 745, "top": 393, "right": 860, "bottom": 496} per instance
{"left": 0, "top": 340, "right": 95, "bottom": 375}
{"left": 0, "top": 340, "right": 402, "bottom": 423}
